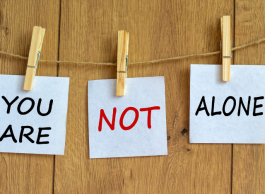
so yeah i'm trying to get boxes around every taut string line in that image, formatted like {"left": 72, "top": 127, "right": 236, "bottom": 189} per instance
{"left": 0, "top": 37, "right": 265, "bottom": 66}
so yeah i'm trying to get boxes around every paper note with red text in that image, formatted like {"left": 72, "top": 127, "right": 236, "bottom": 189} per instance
{"left": 88, "top": 76, "right": 168, "bottom": 158}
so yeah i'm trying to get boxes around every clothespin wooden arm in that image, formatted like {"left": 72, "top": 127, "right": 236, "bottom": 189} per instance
{"left": 116, "top": 30, "right": 129, "bottom": 96}
{"left": 24, "top": 26, "right": 45, "bottom": 91}
{"left": 221, "top": 16, "right": 231, "bottom": 81}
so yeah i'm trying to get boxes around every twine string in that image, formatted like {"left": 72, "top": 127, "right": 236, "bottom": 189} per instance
{"left": 0, "top": 37, "right": 265, "bottom": 66}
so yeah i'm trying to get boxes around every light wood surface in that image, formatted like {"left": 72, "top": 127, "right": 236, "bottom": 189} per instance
{"left": 233, "top": 0, "right": 265, "bottom": 193}
{"left": 24, "top": 26, "right": 45, "bottom": 91}
{"left": 0, "top": 0, "right": 264, "bottom": 193}
{"left": 221, "top": 16, "right": 231, "bottom": 81}
{"left": 116, "top": 30, "right": 129, "bottom": 96}
{"left": 0, "top": 0, "right": 60, "bottom": 194}
{"left": 55, "top": 1, "right": 232, "bottom": 194}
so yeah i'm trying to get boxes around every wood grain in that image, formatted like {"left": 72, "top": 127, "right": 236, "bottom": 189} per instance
{"left": 233, "top": 0, "right": 265, "bottom": 193}
{"left": 55, "top": 0, "right": 233, "bottom": 193}
{"left": 24, "top": 26, "right": 45, "bottom": 91}
{"left": 0, "top": 0, "right": 60, "bottom": 193}
{"left": 221, "top": 16, "right": 231, "bottom": 81}
{"left": 116, "top": 30, "right": 129, "bottom": 96}
{"left": 2, "top": 0, "right": 265, "bottom": 193}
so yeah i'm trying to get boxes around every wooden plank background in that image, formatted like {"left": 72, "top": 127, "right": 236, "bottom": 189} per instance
{"left": 0, "top": 0, "right": 264, "bottom": 193}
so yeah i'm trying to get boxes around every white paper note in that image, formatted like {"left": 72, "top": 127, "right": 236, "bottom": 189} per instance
{"left": 0, "top": 75, "right": 69, "bottom": 155}
{"left": 88, "top": 76, "right": 168, "bottom": 158}
{"left": 190, "top": 64, "right": 265, "bottom": 143}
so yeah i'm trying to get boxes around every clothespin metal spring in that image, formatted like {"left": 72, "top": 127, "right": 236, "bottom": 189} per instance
{"left": 220, "top": 41, "right": 232, "bottom": 59}
{"left": 27, "top": 51, "right": 41, "bottom": 69}
{"left": 118, "top": 55, "right": 128, "bottom": 73}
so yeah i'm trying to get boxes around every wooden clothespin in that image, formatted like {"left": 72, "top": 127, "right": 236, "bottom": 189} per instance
{"left": 24, "top": 26, "right": 45, "bottom": 91}
{"left": 221, "top": 16, "right": 232, "bottom": 81}
{"left": 116, "top": 30, "right": 129, "bottom": 96}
